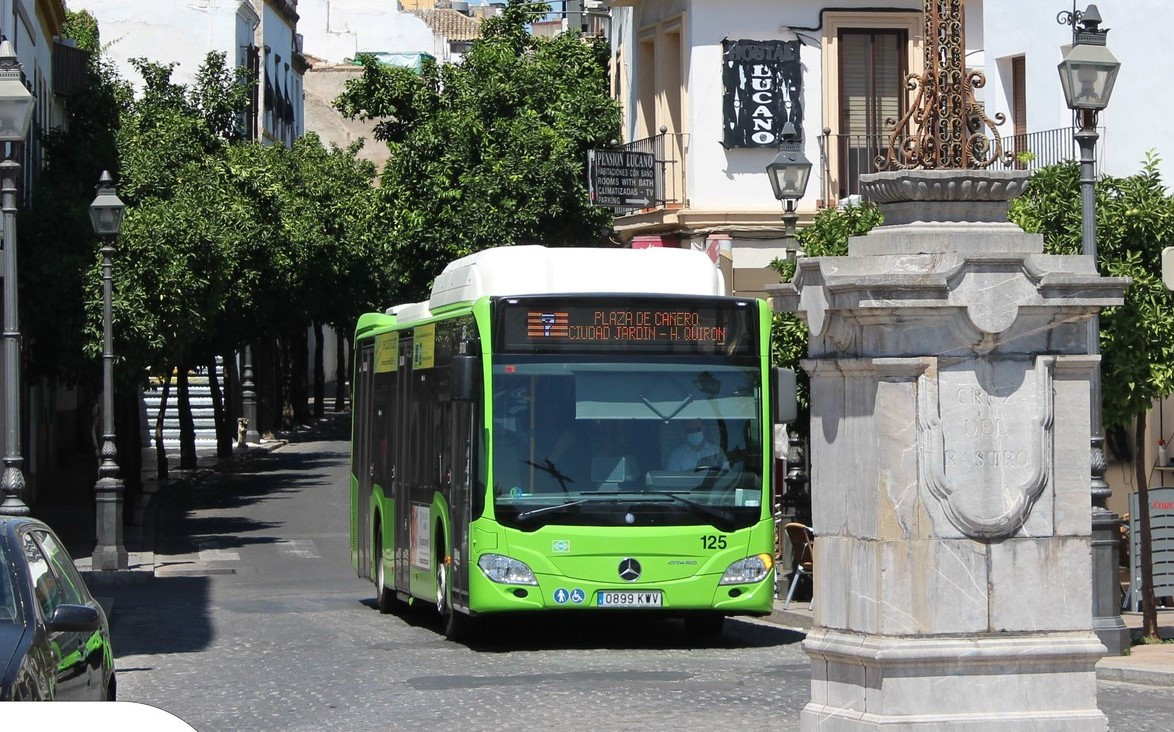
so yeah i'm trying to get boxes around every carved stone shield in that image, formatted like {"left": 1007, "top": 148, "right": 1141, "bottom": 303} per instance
{"left": 917, "top": 356, "right": 1054, "bottom": 539}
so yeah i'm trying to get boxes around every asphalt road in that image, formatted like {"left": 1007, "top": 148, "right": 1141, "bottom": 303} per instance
{"left": 102, "top": 417, "right": 1174, "bottom": 731}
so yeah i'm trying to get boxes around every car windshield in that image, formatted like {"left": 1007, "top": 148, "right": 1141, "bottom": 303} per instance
{"left": 491, "top": 358, "right": 764, "bottom": 531}
{"left": 0, "top": 539, "right": 18, "bottom": 623}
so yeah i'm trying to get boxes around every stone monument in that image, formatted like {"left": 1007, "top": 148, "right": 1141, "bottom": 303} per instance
{"left": 768, "top": 1, "right": 1129, "bottom": 728}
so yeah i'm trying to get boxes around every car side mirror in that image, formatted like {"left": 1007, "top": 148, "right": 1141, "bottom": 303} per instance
{"left": 49, "top": 604, "right": 101, "bottom": 633}
{"left": 775, "top": 368, "right": 797, "bottom": 424}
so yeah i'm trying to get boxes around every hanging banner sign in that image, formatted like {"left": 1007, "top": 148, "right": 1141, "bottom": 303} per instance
{"left": 722, "top": 39, "right": 803, "bottom": 148}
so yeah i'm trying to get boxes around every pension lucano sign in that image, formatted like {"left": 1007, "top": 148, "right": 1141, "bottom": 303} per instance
{"left": 587, "top": 148, "right": 657, "bottom": 212}
{"left": 722, "top": 39, "right": 803, "bottom": 148}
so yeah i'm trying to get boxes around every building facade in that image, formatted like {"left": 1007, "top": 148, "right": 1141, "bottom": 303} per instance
{"left": 71, "top": 0, "right": 306, "bottom": 147}
{"left": 983, "top": 0, "right": 1172, "bottom": 182}
{"left": 0, "top": 0, "right": 88, "bottom": 501}
{"left": 604, "top": 0, "right": 988, "bottom": 298}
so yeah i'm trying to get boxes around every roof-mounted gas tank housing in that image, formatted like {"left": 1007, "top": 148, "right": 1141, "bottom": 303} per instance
{"left": 428, "top": 245, "right": 725, "bottom": 310}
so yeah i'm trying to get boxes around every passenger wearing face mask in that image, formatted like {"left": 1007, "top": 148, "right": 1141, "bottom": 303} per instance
{"left": 666, "top": 419, "right": 729, "bottom": 472}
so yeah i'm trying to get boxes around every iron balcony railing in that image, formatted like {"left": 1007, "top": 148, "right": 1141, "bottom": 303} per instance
{"left": 615, "top": 130, "right": 689, "bottom": 215}
{"left": 819, "top": 127, "right": 1102, "bottom": 204}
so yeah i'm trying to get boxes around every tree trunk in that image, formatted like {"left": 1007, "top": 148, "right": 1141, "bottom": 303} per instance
{"left": 293, "top": 327, "right": 310, "bottom": 423}
{"left": 154, "top": 374, "right": 170, "bottom": 481}
{"left": 1136, "top": 416, "right": 1160, "bottom": 640}
{"left": 277, "top": 334, "right": 292, "bottom": 431}
{"left": 256, "top": 338, "right": 276, "bottom": 438}
{"left": 334, "top": 331, "right": 347, "bottom": 413}
{"left": 208, "top": 357, "right": 232, "bottom": 458}
{"left": 223, "top": 353, "right": 238, "bottom": 436}
{"left": 177, "top": 367, "right": 197, "bottom": 470}
{"left": 313, "top": 322, "right": 325, "bottom": 419}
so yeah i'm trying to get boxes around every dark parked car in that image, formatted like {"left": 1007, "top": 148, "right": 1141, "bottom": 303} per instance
{"left": 0, "top": 516, "right": 115, "bottom": 701}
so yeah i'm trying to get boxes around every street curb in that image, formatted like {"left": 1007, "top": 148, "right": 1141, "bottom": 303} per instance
{"left": 764, "top": 605, "right": 814, "bottom": 631}
{"left": 1096, "top": 663, "right": 1174, "bottom": 687}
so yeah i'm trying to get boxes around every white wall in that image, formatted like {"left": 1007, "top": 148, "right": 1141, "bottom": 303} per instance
{"left": 686, "top": 0, "right": 823, "bottom": 213}
{"left": 72, "top": 0, "right": 244, "bottom": 91}
{"left": 983, "top": 0, "right": 1172, "bottom": 180}
{"left": 298, "top": 0, "right": 435, "bottom": 64}
{"left": 685, "top": 0, "right": 933, "bottom": 213}
{"left": 262, "top": 2, "right": 298, "bottom": 143}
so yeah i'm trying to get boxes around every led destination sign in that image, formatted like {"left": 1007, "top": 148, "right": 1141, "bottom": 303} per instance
{"left": 498, "top": 298, "right": 756, "bottom": 355}
{"left": 528, "top": 309, "right": 729, "bottom": 343}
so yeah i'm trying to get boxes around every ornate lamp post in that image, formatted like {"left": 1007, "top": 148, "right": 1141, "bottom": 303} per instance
{"left": 1058, "top": 2, "right": 1127, "bottom": 656}
{"left": 89, "top": 171, "right": 128, "bottom": 570}
{"left": 765, "top": 124, "right": 813, "bottom": 247}
{"left": 765, "top": 126, "right": 814, "bottom": 564}
{"left": 0, "top": 40, "right": 35, "bottom": 517}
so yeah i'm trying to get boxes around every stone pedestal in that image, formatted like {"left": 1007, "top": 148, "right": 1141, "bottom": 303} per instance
{"left": 770, "top": 170, "right": 1127, "bottom": 730}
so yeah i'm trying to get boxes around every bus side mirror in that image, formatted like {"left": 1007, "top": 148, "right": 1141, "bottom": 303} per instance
{"left": 452, "top": 354, "right": 478, "bottom": 402}
{"left": 775, "top": 368, "right": 797, "bottom": 424}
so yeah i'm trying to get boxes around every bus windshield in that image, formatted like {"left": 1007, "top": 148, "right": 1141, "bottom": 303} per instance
{"left": 491, "top": 358, "right": 764, "bottom": 531}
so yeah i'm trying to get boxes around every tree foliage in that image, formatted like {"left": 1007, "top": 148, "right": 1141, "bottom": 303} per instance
{"left": 1010, "top": 154, "right": 1174, "bottom": 429}
{"left": 335, "top": 0, "right": 620, "bottom": 303}
{"left": 1011, "top": 155, "right": 1174, "bottom": 643}
{"left": 768, "top": 202, "right": 885, "bottom": 419}
{"left": 22, "top": 10, "right": 126, "bottom": 384}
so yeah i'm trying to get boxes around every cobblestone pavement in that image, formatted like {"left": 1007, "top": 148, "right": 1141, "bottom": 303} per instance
{"left": 103, "top": 426, "right": 1174, "bottom": 731}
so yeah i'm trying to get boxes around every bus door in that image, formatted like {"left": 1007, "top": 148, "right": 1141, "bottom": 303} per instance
{"left": 394, "top": 333, "right": 413, "bottom": 594}
{"left": 449, "top": 393, "right": 475, "bottom": 611}
{"left": 353, "top": 342, "right": 375, "bottom": 578}
{"left": 448, "top": 329, "right": 479, "bottom": 612}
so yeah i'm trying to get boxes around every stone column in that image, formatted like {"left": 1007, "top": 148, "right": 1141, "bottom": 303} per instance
{"left": 770, "top": 169, "right": 1127, "bottom": 730}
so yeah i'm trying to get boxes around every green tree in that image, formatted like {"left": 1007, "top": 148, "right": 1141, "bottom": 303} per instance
{"left": 334, "top": 0, "right": 620, "bottom": 303}
{"left": 1011, "top": 155, "right": 1174, "bottom": 642}
{"left": 21, "top": 10, "right": 130, "bottom": 493}
{"left": 107, "top": 53, "right": 256, "bottom": 468}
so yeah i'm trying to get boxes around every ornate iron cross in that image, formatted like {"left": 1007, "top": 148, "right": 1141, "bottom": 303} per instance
{"left": 880, "top": 0, "right": 1013, "bottom": 170}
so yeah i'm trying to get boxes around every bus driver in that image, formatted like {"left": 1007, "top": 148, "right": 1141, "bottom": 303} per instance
{"left": 666, "top": 419, "right": 729, "bottom": 473}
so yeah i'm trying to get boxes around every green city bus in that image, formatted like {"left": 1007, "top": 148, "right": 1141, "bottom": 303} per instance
{"left": 349, "top": 245, "right": 790, "bottom": 640}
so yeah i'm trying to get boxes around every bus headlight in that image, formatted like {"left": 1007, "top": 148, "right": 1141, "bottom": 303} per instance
{"left": 477, "top": 553, "right": 539, "bottom": 585}
{"left": 719, "top": 553, "right": 774, "bottom": 585}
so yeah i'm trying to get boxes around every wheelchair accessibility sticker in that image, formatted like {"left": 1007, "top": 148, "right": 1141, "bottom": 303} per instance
{"left": 569, "top": 588, "right": 585, "bottom": 604}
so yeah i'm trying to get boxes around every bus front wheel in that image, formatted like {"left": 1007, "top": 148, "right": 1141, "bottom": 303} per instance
{"left": 436, "top": 540, "right": 479, "bottom": 642}
{"left": 375, "top": 526, "right": 400, "bottom": 614}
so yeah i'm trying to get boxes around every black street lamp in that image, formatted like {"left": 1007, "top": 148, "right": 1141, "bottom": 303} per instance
{"left": 1058, "top": 3, "right": 1127, "bottom": 656}
{"left": 0, "top": 40, "right": 35, "bottom": 517}
{"left": 765, "top": 125, "right": 814, "bottom": 571}
{"left": 89, "top": 171, "right": 127, "bottom": 570}
{"left": 765, "top": 124, "right": 813, "bottom": 246}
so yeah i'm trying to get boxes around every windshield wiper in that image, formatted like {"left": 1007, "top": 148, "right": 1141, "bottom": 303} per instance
{"left": 524, "top": 458, "right": 573, "bottom": 495}
{"left": 647, "top": 491, "right": 740, "bottom": 533}
{"left": 515, "top": 498, "right": 591, "bottom": 522}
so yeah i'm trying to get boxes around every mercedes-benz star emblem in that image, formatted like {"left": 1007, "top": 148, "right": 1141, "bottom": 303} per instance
{"left": 618, "top": 558, "right": 642, "bottom": 582}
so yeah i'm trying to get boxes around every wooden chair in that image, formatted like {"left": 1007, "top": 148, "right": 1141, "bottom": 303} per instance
{"left": 783, "top": 522, "right": 814, "bottom": 610}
